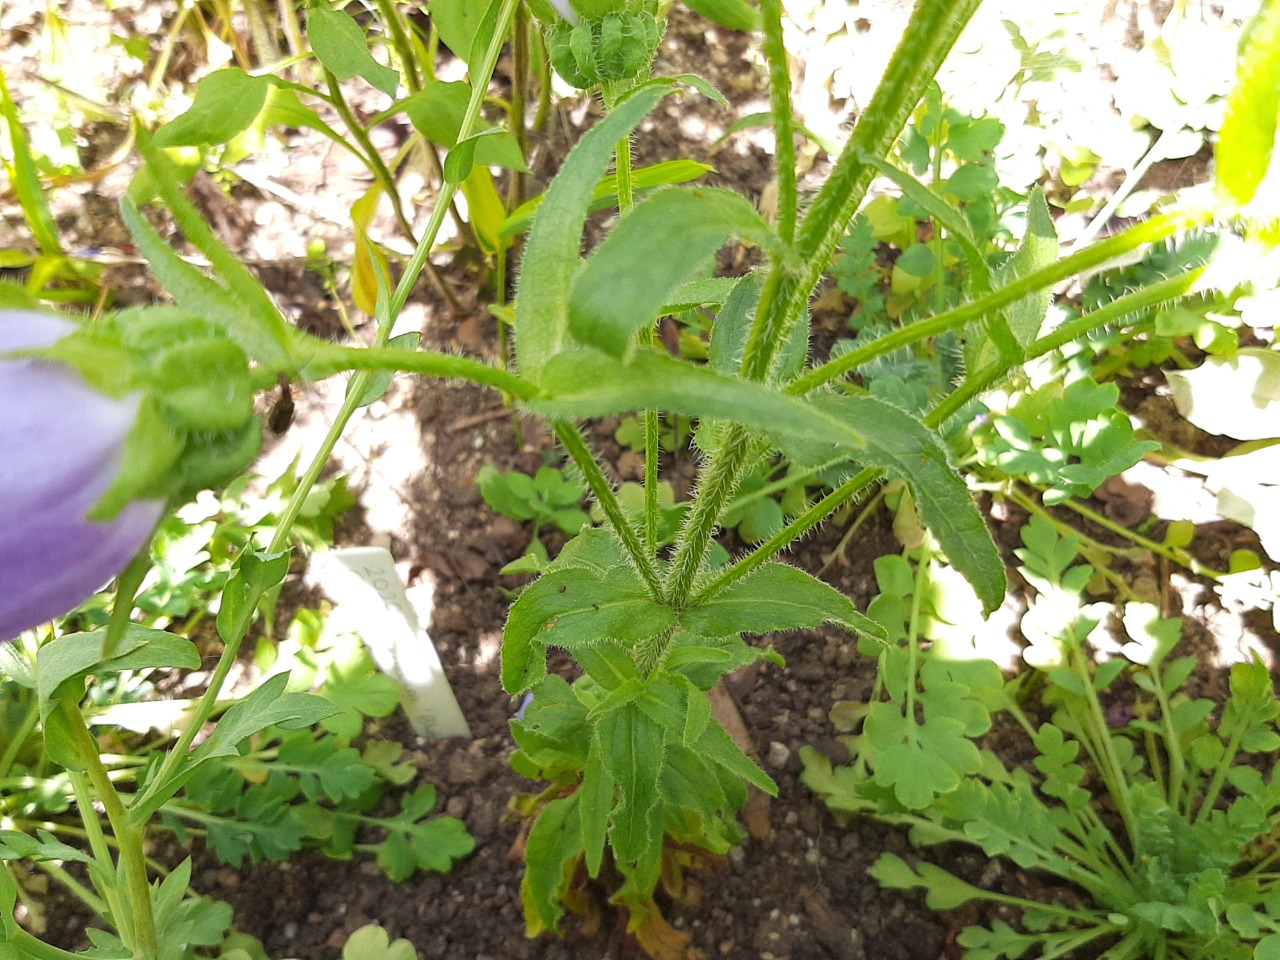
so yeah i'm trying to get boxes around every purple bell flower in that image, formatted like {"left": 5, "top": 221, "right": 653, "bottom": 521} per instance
{"left": 0, "top": 310, "right": 165, "bottom": 643}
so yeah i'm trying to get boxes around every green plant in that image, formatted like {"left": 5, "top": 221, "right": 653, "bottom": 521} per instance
{"left": 805, "top": 515, "right": 1280, "bottom": 959}
{"left": 477, "top": 463, "right": 592, "bottom": 556}
{"left": 3, "top": 0, "right": 1276, "bottom": 957}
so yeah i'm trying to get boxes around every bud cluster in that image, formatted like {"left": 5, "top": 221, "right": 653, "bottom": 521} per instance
{"left": 528, "top": 0, "right": 664, "bottom": 89}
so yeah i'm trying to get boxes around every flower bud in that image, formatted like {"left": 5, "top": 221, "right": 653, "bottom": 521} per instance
{"left": 0, "top": 311, "right": 165, "bottom": 642}
{"left": 531, "top": 0, "right": 663, "bottom": 89}
{"left": 0, "top": 308, "right": 266, "bottom": 642}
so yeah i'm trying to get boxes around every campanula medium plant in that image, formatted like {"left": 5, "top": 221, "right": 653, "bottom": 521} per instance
{"left": 1, "top": 0, "right": 1276, "bottom": 957}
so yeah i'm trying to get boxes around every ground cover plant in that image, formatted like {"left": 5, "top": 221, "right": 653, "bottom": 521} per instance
{"left": 0, "top": 0, "right": 1278, "bottom": 957}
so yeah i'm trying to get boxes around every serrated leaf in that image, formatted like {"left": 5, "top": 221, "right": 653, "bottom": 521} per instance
{"left": 407, "top": 815, "right": 475, "bottom": 873}
{"left": 308, "top": 5, "right": 399, "bottom": 97}
{"left": 681, "top": 562, "right": 886, "bottom": 642}
{"left": 580, "top": 733, "right": 615, "bottom": 877}
{"left": 521, "top": 792, "right": 582, "bottom": 935}
{"left": 597, "top": 703, "right": 664, "bottom": 866}
{"left": 501, "top": 564, "right": 674, "bottom": 693}
{"left": 965, "top": 188, "right": 1058, "bottom": 374}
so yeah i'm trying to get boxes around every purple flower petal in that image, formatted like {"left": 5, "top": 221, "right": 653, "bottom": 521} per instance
{"left": 0, "top": 311, "right": 165, "bottom": 642}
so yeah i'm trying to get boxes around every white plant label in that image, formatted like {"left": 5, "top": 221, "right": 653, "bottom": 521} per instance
{"left": 315, "top": 547, "right": 471, "bottom": 738}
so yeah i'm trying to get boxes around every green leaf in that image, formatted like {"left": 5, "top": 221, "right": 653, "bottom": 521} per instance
{"left": 347, "top": 332, "right": 421, "bottom": 407}
{"left": 119, "top": 196, "right": 275, "bottom": 362}
{"left": 342, "top": 924, "right": 418, "bottom": 960}
{"left": 37, "top": 627, "right": 198, "bottom": 720}
{"left": 533, "top": 350, "right": 1006, "bottom": 613}
{"left": 444, "top": 129, "right": 504, "bottom": 184}
{"left": 580, "top": 733, "right": 615, "bottom": 878}
{"left": 965, "top": 188, "right": 1058, "bottom": 373}
{"left": 598, "top": 703, "right": 664, "bottom": 867}
{"left": 861, "top": 153, "right": 988, "bottom": 287}
{"left": 154, "top": 69, "right": 271, "bottom": 147}
{"left": 515, "top": 83, "right": 675, "bottom": 383}
{"left": 129, "top": 130, "right": 292, "bottom": 365}
{"left": 521, "top": 793, "right": 582, "bottom": 934}
{"left": 568, "top": 187, "right": 772, "bottom": 360}
{"left": 1216, "top": 1, "right": 1280, "bottom": 207}
{"left": 682, "top": 562, "right": 887, "bottom": 642}
{"left": 308, "top": 4, "right": 400, "bottom": 97}
{"left": 429, "top": 0, "right": 498, "bottom": 66}
{"left": 401, "top": 81, "right": 528, "bottom": 171}
{"left": 868, "top": 852, "right": 986, "bottom": 910}
{"left": 501, "top": 159, "right": 714, "bottom": 238}
{"left": 684, "top": 0, "right": 761, "bottom": 31}
{"left": 0, "top": 68, "right": 60, "bottom": 255}
{"left": 502, "top": 564, "right": 673, "bottom": 693}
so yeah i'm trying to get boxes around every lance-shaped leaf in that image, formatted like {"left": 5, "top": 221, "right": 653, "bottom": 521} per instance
{"left": 38, "top": 626, "right": 198, "bottom": 719}
{"left": 680, "top": 562, "right": 886, "bottom": 642}
{"left": 521, "top": 792, "right": 582, "bottom": 935}
{"left": 501, "top": 564, "right": 674, "bottom": 693}
{"left": 597, "top": 703, "right": 664, "bottom": 868}
{"left": 580, "top": 731, "right": 615, "bottom": 877}
{"left": 1216, "top": 1, "right": 1280, "bottom": 208}
{"left": 516, "top": 84, "right": 674, "bottom": 383}
{"left": 569, "top": 187, "right": 772, "bottom": 360}
{"left": 532, "top": 349, "right": 1006, "bottom": 612}
{"left": 964, "top": 188, "right": 1058, "bottom": 374}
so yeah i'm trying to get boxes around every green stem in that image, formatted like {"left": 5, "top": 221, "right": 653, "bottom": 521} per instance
{"left": 102, "top": 544, "right": 152, "bottom": 660}
{"left": 788, "top": 210, "right": 1208, "bottom": 397}
{"left": 1149, "top": 667, "right": 1188, "bottom": 813}
{"left": 760, "top": 0, "right": 797, "bottom": 244}
{"left": 59, "top": 703, "right": 157, "bottom": 958}
{"left": 665, "top": 432, "right": 755, "bottom": 606}
{"left": 0, "top": 700, "right": 38, "bottom": 781}
{"left": 742, "top": 0, "right": 982, "bottom": 382}
{"left": 5, "top": 926, "right": 87, "bottom": 960}
{"left": 925, "top": 268, "right": 1204, "bottom": 429}
{"left": 324, "top": 70, "right": 417, "bottom": 244}
{"left": 34, "top": 859, "right": 109, "bottom": 917}
{"left": 691, "top": 468, "right": 877, "bottom": 606}
{"left": 392, "top": 0, "right": 517, "bottom": 317}
{"left": 554, "top": 422, "right": 663, "bottom": 599}
{"left": 1195, "top": 716, "right": 1247, "bottom": 824}
{"left": 373, "top": 0, "right": 422, "bottom": 93}
{"left": 1068, "top": 644, "right": 1140, "bottom": 849}
{"left": 1056, "top": 494, "right": 1225, "bottom": 579}
{"left": 303, "top": 341, "right": 534, "bottom": 399}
